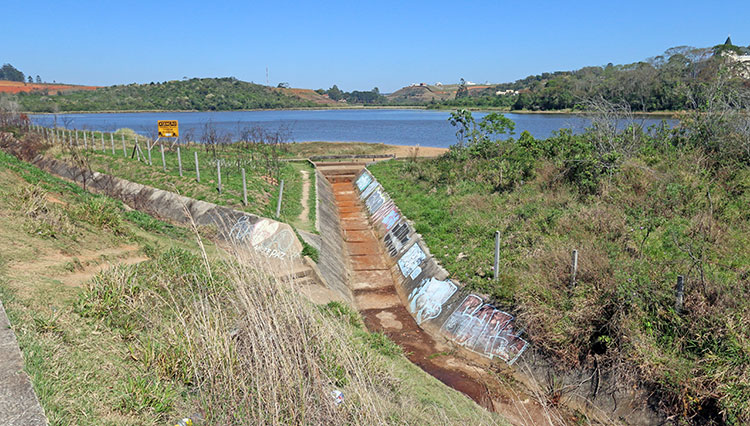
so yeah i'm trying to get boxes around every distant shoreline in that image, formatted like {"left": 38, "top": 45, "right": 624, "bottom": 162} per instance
{"left": 24, "top": 105, "right": 681, "bottom": 117}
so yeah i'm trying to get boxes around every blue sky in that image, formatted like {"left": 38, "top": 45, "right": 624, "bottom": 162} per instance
{"left": 4, "top": 1, "right": 749, "bottom": 92}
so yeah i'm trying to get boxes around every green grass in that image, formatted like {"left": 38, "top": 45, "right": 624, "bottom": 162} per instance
{"left": 0, "top": 136, "right": 505, "bottom": 425}
{"left": 369, "top": 141, "right": 750, "bottom": 423}
{"left": 50, "top": 129, "right": 317, "bottom": 232}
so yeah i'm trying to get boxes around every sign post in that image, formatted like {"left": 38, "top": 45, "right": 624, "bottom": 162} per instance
{"left": 156, "top": 120, "right": 179, "bottom": 172}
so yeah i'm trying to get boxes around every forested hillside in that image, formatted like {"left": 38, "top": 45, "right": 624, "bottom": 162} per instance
{"left": 429, "top": 42, "right": 750, "bottom": 112}
{"left": 14, "top": 78, "right": 320, "bottom": 112}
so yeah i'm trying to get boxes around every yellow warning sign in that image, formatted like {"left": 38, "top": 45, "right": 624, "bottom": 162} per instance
{"left": 157, "top": 120, "right": 179, "bottom": 137}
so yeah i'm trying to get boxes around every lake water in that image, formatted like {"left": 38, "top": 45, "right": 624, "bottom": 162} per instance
{"left": 30, "top": 109, "right": 676, "bottom": 148}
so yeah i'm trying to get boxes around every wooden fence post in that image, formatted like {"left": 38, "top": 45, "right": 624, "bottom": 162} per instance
{"left": 675, "top": 275, "right": 685, "bottom": 314}
{"left": 276, "top": 179, "right": 284, "bottom": 218}
{"left": 241, "top": 168, "right": 248, "bottom": 206}
{"left": 494, "top": 231, "right": 500, "bottom": 282}
{"left": 217, "top": 160, "right": 222, "bottom": 194}
{"left": 177, "top": 147, "right": 183, "bottom": 177}
{"left": 571, "top": 249, "right": 579, "bottom": 287}
{"left": 195, "top": 151, "right": 200, "bottom": 182}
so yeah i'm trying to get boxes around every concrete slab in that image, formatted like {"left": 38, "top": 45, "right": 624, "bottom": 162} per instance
{"left": 0, "top": 301, "right": 47, "bottom": 426}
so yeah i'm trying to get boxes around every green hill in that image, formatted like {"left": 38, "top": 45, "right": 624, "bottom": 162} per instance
{"left": 14, "top": 77, "right": 322, "bottom": 112}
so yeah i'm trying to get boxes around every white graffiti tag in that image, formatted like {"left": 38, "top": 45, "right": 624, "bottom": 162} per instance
{"left": 355, "top": 172, "right": 373, "bottom": 191}
{"left": 228, "top": 217, "right": 297, "bottom": 260}
{"left": 408, "top": 278, "right": 457, "bottom": 324}
{"left": 440, "top": 295, "right": 528, "bottom": 365}
{"left": 398, "top": 243, "right": 426, "bottom": 278}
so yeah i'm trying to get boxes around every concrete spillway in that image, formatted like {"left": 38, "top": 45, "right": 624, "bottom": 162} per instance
{"left": 323, "top": 166, "right": 495, "bottom": 408}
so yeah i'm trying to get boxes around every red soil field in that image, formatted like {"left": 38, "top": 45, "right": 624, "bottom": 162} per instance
{"left": 0, "top": 80, "right": 99, "bottom": 95}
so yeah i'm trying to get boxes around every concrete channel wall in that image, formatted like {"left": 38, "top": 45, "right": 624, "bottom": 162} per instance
{"left": 33, "top": 156, "right": 304, "bottom": 261}
{"left": 353, "top": 167, "right": 665, "bottom": 424}
{"left": 315, "top": 169, "right": 353, "bottom": 302}
{"left": 352, "top": 168, "right": 528, "bottom": 365}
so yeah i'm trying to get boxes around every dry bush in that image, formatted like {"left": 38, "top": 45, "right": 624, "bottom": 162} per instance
{"left": 83, "top": 234, "right": 500, "bottom": 425}
{"left": 14, "top": 183, "right": 75, "bottom": 238}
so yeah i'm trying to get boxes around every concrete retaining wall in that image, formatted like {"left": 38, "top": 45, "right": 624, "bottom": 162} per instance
{"left": 353, "top": 169, "right": 528, "bottom": 365}
{"left": 33, "top": 156, "right": 303, "bottom": 261}
{"left": 353, "top": 168, "right": 664, "bottom": 424}
{"left": 315, "top": 170, "right": 353, "bottom": 302}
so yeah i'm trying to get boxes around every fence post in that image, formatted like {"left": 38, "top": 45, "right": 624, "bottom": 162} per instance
{"left": 177, "top": 147, "right": 183, "bottom": 177}
{"left": 276, "top": 179, "right": 284, "bottom": 218}
{"left": 101, "top": 132, "right": 105, "bottom": 152}
{"left": 110, "top": 133, "right": 115, "bottom": 155}
{"left": 160, "top": 143, "right": 166, "bottom": 171}
{"left": 75, "top": 130, "right": 78, "bottom": 146}
{"left": 121, "top": 133, "right": 126, "bottom": 157}
{"left": 147, "top": 140, "right": 152, "bottom": 165}
{"left": 217, "top": 160, "right": 222, "bottom": 194}
{"left": 674, "top": 275, "right": 684, "bottom": 314}
{"left": 241, "top": 168, "right": 248, "bottom": 206}
{"left": 494, "top": 231, "right": 500, "bottom": 282}
{"left": 571, "top": 249, "right": 579, "bottom": 287}
{"left": 195, "top": 151, "right": 200, "bottom": 182}
{"left": 83, "top": 131, "right": 87, "bottom": 150}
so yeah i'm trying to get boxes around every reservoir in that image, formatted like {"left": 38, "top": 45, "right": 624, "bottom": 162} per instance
{"left": 30, "top": 109, "right": 677, "bottom": 148}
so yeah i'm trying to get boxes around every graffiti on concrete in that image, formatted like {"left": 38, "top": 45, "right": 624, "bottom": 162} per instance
{"left": 371, "top": 199, "right": 394, "bottom": 222}
{"left": 384, "top": 221, "right": 410, "bottom": 257}
{"left": 440, "top": 294, "right": 528, "bottom": 365}
{"left": 229, "top": 217, "right": 298, "bottom": 259}
{"left": 355, "top": 172, "right": 373, "bottom": 191}
{"left": 398, "top": 243, "right": 426, "bottom": 278}
{"left": 360, "top": 181, "right": 380, "bottom": 201}
{"left": 380, "top": 207, "right": 401, "bottom": 230}
{"left": 365, "top": 188, "right": 386, "bottom": 213}
{"left": 408, "top": 277, "right": 457, "bottom": 324}
{"left": 229, "top": 215, "right": 255, "bottom": 242}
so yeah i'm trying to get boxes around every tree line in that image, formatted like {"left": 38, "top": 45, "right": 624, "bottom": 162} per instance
{"left": 430, "top": 43, "right": 750, "bottom": 112}
{"left": 0, "top": 63, "right": 42, "bottom": 83}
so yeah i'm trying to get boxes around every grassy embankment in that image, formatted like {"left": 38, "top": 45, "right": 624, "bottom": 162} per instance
{"left": 369, "top": 122, "right": 750, "bottom": 423}
{"left": 48, "top": 129, "right": 318, "bottom": 233}
{"left": 0, "top": 132, "right": 505, "bottom": 424}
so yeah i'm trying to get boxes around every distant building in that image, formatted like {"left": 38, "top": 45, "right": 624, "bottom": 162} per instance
{"left": 495, "top": 89, "right": 519, "bottom": 96}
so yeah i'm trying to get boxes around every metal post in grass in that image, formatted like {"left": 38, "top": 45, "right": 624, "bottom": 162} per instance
{"left": 195, "top": 151, "right": 200, "bottom": 182}
{"left": 241, "top": 168, "right": 248, "bottom": 206}
{"left": 110, "top": 133, "right": 115, "bottom": 155}
{"left": 75, "top": 130, "right": 78, "bottom": 146}
{"left": 276, "top": 179, "right": 284, "bottom": 218}
{"left": 177, "top": 147, "right": 183, "bottom": 177}
{"left": 147, "top": 140, "right": 152, "bottom": 165}
{"left": 571, "top": 249, "right": 579, "bottom": 287}
{"left": 217, "top": 160, "right": 222, "bottom": 194}
{"left": 674, "top": 275, "right": 684, "bottom": 314}
{"left": 121, "top": 133, "right": 126, "bottom": 157}
{"left": 494, "top": 231, "right": 500, "bottom": 282}
{"left": 83, "top": 131, "right": 87, "bottom": 150}
{"left": 160, "top": 143, "right": 166, "bottom": 171}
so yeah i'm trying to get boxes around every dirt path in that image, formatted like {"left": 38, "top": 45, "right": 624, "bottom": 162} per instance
{"left": 298, "top": 169, "right": 310, "bottom": 226}
{"left": 7, "top": 244, "right": 148, "bottom": 296}
{"left": 327, "top": 172, "right": 555, "bottom": 425}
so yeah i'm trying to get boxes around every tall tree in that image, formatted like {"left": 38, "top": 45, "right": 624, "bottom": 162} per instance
{"left": 0, "top": 63, "right": 24, "bottom": 82}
